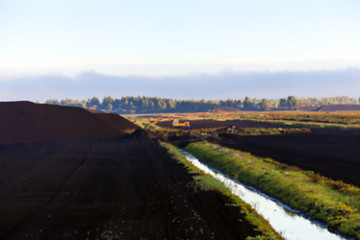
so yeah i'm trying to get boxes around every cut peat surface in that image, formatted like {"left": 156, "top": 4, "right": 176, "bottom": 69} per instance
{"left": 0, "top": 139, "right": 261, "bottom": 239}
{"left": 0, "top": 101, "right": 139, "bottom": 144}
{"left": 217, "top": 129, "right": 360, "bottom": 187}
{"left": 91, "top": 112, "right": 139, "bottom": 136}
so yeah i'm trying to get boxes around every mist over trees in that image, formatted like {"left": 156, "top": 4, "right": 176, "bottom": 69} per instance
{"left": 45, "top": 96, "right": 360, "bottom": 114}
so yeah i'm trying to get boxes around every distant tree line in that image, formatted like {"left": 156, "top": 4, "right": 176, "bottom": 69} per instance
{"left": 45, "top": 96, "right": 360, "bottom": 114}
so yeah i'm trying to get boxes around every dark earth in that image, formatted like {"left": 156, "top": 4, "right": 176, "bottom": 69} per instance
{"left": 216, "top": 128, "right": 360, "bottom": 187}
{"left": 0, "top": 102, "right": 261, "bottom": 239}
{"left": 158, "top": 119, "right": 360, "bottom": 187}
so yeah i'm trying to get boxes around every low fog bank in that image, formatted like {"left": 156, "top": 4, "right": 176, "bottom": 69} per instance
{"left": 1, "top": 68, "right": 359, "bottom": 102}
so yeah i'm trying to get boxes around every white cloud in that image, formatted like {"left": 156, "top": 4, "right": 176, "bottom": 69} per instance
{"left": 1, "top": 59, "right": 360, "bottom": 80}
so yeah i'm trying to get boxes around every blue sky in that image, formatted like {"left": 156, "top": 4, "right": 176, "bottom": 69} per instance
{"left": 0, "top": 0, "right": 360, "bottom": 100}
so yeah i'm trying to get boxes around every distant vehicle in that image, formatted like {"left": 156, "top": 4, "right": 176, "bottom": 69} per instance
{"left": 145, "top": 117, "right": 190, "bottom": 128}
{"left": 172, "top": 119, "right": 190, "bottom": 127}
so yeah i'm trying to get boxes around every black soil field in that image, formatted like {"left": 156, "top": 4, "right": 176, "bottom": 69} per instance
{"left": 91, "top": 112, "right": 139, "bottom": 136}
{"left": 216, "top": 128, "right": 360, "bottom": 187}
{"left": 0, "top": 102, "right": 261, "bottom": 239}
{"left": 0, "top": 139, "right": 260, "bottom": 239}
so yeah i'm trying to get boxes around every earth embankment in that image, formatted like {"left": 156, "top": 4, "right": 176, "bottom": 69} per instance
{"left": 0, "top": 101, "right": 139, "bottom": 144}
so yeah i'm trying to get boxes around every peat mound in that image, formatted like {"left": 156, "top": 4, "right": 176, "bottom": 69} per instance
{"left": 129, "top": 128, "right": 156, "bottom": 141}
{"left": 91, "top": 112, "right": 139, "bottom": 136}
{"left": 0, "top": 101, "right": 139, "bottom": 144}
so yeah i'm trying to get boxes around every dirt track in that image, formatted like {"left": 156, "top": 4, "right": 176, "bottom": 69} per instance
{"left": 0, "top": 139, "right": 260, "bottom": 239}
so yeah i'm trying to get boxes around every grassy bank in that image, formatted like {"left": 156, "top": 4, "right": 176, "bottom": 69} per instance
{"left": 184, "top": 142, "right": 360, "bottom": 239}
{"left": 160, "top": 142, "right": 283, "bottom": 240}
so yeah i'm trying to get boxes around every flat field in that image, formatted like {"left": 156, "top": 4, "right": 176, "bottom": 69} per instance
{"left": 133, "top": 110, "right": 360, "bottom": 238}
{"left": 0, "top": 139, "right": 261, "bottom": 239}
{"left": 134, "top": 111, "right": 360, "bottom": 186}
{"left": 130, "top": 110, "right": 360, "bottom": 129}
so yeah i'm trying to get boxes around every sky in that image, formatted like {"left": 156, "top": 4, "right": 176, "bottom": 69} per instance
{"left": 1, "top": 0, "right": 360, "bottom": 101}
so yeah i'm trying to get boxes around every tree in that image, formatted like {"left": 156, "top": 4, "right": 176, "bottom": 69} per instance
{"left": 87, "top": 97, "right": 100, "bottom": 109}
{"left": 102, "top": 96, "right": 114, "bottom": 112}
{"left": 287, "top": 96, "right": 298, "bottom": 109}
{"left": 46, "top": 99, "right": 60, "bottom": 105}
{"left": 243, "top": 97, "right": 254, "bottom": 110}
{"left": 260, "top": 99, "right": 271, "bottom": 111}
{"left": 278, "top": 98, "right": 287, "bottom": 109}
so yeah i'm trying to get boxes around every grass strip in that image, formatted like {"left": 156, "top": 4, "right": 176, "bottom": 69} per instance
{"left": 184, "top": 141, "right": 360, "bottom": 239}
{"left": 160, "top": 141, "right": 283, "bottom": 240}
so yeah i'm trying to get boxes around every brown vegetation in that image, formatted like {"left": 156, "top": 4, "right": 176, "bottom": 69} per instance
{"left": 212, "top": 106, "right": 241, "bottom": 112}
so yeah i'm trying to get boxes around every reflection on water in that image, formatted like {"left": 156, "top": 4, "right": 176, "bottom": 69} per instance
{"left": 180, "top": 150, "right": 348, "bottom": 240}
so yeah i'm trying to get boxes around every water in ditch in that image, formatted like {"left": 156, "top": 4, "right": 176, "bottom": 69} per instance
{"left": 179, "top": 150, "right": 349, "bottom": 240}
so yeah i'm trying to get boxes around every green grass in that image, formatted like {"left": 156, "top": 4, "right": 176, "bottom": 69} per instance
{"left": 160, "top": 142, "right": 283, "bottom": 240}
{"left": 184, "top": 141, "right": 360, "bottom": 239}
